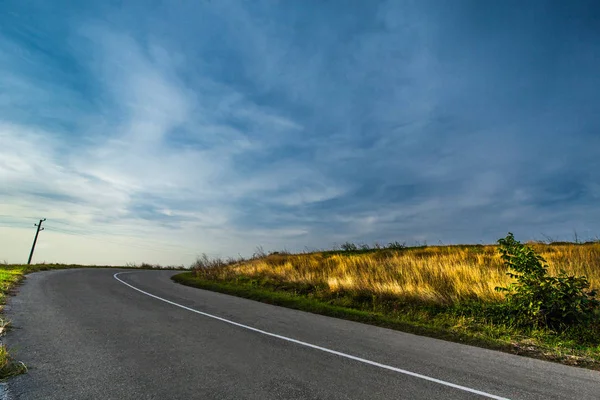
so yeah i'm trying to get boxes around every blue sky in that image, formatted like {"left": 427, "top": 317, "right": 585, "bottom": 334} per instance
{"left": 1, "top": 1, "right": 599, "bottom": 265}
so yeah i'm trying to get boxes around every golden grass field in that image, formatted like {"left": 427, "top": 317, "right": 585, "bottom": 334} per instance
{"left": 205, "top": 243, "right": 600, "bottom": 305}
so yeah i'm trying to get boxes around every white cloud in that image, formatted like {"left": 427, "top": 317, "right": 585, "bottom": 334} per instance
{"left": 3, "top": 2, "right": 598, "bottom": 265}
{"left": 0, "top": 24, "right": 339, "bottom": 264}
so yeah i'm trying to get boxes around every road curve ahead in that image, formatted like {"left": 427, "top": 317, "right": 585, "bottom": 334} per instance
{"left": 5, "top": 269, "right": 599, "bottom": 400}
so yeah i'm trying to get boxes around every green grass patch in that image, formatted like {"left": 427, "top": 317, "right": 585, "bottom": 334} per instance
{"left": 0, "top": 344, "right": 26, "bottom": 379}
{"left": 173, "top": 271, "right": 600, "bottom": 370}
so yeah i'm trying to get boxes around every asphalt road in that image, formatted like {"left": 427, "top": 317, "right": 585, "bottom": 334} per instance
{"left": 4, "top": 269, "right": 599, "bottom": 400}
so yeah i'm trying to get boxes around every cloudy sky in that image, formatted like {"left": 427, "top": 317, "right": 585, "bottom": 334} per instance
{"left": 1, "top": 1, "right": 599, "bottom": 265}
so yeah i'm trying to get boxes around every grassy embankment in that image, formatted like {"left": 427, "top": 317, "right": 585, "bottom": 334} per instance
{"left": 173, "top": 242, "right": 600, "bottom": 369}
{"left": 0, "top": 263, "right": 182, "bottom": 380}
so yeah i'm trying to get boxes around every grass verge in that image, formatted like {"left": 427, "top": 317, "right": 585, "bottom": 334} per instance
{"left": 172, "top": 271, "right": 600, "bottom": 370}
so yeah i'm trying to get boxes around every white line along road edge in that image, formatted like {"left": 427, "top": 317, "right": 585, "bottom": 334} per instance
{"left": 114, "top": 272, "right": 511, "bottom": 400}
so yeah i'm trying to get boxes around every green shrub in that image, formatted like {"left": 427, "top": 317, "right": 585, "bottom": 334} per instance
{"left": 387, "top": 241, "right": 406, "bottom": 250}
{"left": 495, "top": 233, "right": 600, "bottom": 330}
{"left": 340, "top": 242, "right": 358, "bottom": 251}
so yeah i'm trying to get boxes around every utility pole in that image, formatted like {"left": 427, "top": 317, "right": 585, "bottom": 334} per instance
{"left": 27, "top": 218, "right": 46, "bottom": 265}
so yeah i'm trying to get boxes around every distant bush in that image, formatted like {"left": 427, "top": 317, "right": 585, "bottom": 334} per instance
{"left": 495, "top": 233, "right": 600, "bottom": 330}
{"left": 387, "top": 241, "right": 406, "bottom": 250}
{"left": 269, "top": 249, "right": 291, "bottom": 256}
{"left": 340, "top": 242, "right": 358, "bottom": 252}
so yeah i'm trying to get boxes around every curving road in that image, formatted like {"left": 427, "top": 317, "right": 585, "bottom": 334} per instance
{"left": 5, "top": 269, "right": 599, "bottom": 399}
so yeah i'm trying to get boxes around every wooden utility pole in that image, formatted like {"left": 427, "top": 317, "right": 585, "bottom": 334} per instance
{"left": 27, "top": 218, "right": 46, "bottom": 265}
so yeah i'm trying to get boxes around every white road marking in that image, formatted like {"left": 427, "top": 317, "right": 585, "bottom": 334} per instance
{"left": 114, "top": 272, "right": 511, "bottom": 400}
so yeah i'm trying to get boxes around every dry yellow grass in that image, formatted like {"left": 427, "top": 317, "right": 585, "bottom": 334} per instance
{"left": 209, "top": 243, "right": 600, "bottom": 305}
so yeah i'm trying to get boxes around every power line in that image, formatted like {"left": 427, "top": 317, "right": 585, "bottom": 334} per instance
{"left": 44, "top": 226, "right": 206, "bottom": 257}
{"left": 43, "top": 222, "right": 211, "bottom": 254}
{"left": 0, "top": 214, "right": 45, "bottom": 221}
{"left": 2, "top": 216, "right": 220, "bottom": 258}
{"left": 1, "top": 216, "right": 204, "bottom": 249}
{"left": 45, "top": 226, "right": 187, "bottom": 253}
{"left": 46, "top": 225, "right": 197, "bottom": 253}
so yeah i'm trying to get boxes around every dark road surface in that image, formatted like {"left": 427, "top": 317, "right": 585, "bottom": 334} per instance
{"left": 5, "top": 269, "right": 599, "bottom": 399}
